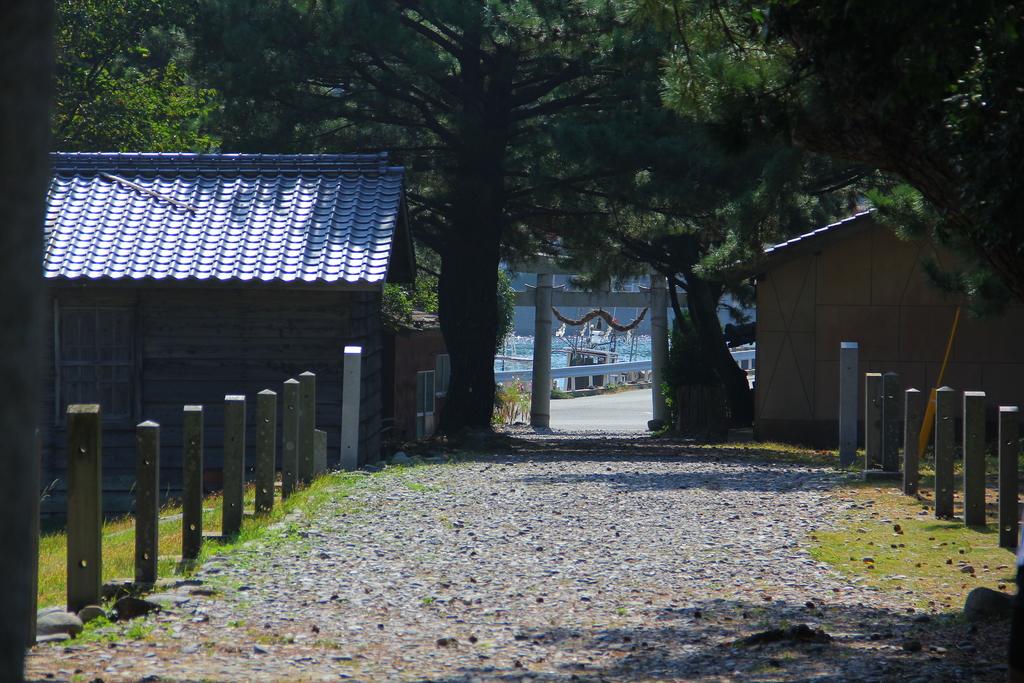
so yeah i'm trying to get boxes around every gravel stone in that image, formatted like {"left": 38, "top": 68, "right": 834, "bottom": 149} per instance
{"left": 25, "top": 434, "right": 1007, "bottom": 681}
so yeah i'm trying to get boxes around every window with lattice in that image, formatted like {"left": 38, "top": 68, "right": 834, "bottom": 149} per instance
{"left": 58, "top": 307, "right": 134, "bottom": 421}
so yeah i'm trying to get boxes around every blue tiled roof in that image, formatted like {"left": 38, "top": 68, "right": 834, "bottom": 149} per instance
{"left": 45, "top": 152, "right": 406, "bottom": 285}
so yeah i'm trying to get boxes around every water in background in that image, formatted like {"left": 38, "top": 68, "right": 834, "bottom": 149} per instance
{"left": 495, "top": 334, "right": 653, "bottom": 371}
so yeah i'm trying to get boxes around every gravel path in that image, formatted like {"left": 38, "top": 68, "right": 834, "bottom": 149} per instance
{"left": 27, "top": 436, "right": 1007, "bottom": 682}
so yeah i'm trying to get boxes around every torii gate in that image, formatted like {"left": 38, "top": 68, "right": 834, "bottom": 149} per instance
{"left": 513, "top": 260, "right": 670, "bottom": 429}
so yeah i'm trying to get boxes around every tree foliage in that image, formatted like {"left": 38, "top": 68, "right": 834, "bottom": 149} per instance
{"left": 55, "top": 0, "right": 218, "bottom": 151}
{"left": 549, "top": 53, "right": 867, "bottom": 423}
{"left": 658, "top": 0, "right": 1024, "bottom": 313}
{"left": 193, "top": 0, "right": 671, "bottom": 431}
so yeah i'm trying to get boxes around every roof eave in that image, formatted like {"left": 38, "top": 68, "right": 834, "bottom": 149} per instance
{"left": 44, "top": 275, "right": 386, "bottom": 293}
{"left": 733, "top": 211, "right": 877, "bottom": 280}
{"left": 383, "top": 193, "right": 416, "bottom": 285}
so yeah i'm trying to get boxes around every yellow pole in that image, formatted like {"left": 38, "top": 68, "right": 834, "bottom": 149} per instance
{"left": 917, "top": 306, "right": 961, "bottom": 457}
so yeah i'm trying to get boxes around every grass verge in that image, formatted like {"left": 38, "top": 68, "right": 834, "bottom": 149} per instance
{"left": 39, "top": 470, "right": 373, "bottom": 610}
{"left": 810, "top": 481, "right": 1018, "bottom": 612}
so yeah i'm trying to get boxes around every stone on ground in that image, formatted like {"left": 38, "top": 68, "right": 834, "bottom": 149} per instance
{"left": 36, "top": 610, "right": 83, "bottom": 637}
{"left": 963, "top": 586, "right": 1014, "bottom": 622}
{"left": 76, "top": 604, "right": 106, "bottom": 624}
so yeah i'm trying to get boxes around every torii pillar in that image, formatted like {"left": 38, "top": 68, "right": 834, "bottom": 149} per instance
{"left": 530, "top": 272, "right": 553, "bottom": 428}
{"left": 650, "top": 274, "right": 669, "bottom": 426}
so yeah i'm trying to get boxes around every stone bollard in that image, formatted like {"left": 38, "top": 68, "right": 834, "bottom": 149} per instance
{"left": 902, "top": 389, "right": 924, "bottom": 495}
{"left": 222, "top": 395, "right": 246, "bottom": 537}
{"left": 282, "top": 379, "right": 299, "bottom": 497}
{"left": 881, "top": 372, "right": 901, "bottom": 472}
{"left": 934, "top": 386, "right": 955, "bottom": 519}
{"left": 314, "top": 429, "right": 327, "bottom": 476}
{"left": 66, "top": 404, "right": 102, "bottom": 613}
{"left": 864, "top": 373, "right": 883, "bottom": 470}
{"left": 341, "top": 346, "right": 362, "bottom": 470}
{"left": 182, "top": 405, "right": 203, "bottom": 561}
{"left": 838, "top": 342, "right": 859, "bottom": 467}
{"left": 998, "top": 406, "right": 1019, "bottom": 548}
{"left": 255, "top": 390, "right": 277, "bottom": 514}
{"left": 962, "top": 391, "right": 987, "bottom": 526}
{"left": 298, "top": 371, "right": 316, "bottom": 485}
{"left": 135, "top": 421, "right": 160, "bottom": 585}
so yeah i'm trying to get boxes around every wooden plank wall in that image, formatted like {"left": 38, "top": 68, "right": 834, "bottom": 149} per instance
{"left": 40, "top": 284, "right": 382, "bottom": 516}
{"left": 754, "top": 222, "right": 1024, "bottom": 447}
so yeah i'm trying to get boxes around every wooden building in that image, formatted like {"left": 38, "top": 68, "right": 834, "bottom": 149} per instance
{"left": 750, "top": 211, "right": 1024, "bottom": 447}
{"left": 382, "top": 311, "right": 449, "bottom": 443}
{"left": 41, "top": 152, "right": 414, "bottom": 514}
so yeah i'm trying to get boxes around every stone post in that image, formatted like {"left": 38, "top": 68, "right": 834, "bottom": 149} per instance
{"left": 314, "top": 429, "right": 327, "bottom": 475}
{"left": 282, "top": 379, "right": 299, "bottom": 497}
{"left": 66, "top": 404, "right": 102, "bottom": 613}
{"left": 341, "top": 346, "right": 362, "bottom": 470}
{"left": 134, "top": 420, "right": 159, "bottom": 585}
{"left": 298, "top": 371, "right": 316, "bottom": 484}
{"left": 222, "top": 395, "right": 245, "bottom": 537}
{"left": 881, "top": 372, "right": 901, "bottom": 472}
{"left": 255, "top": 390, "right": 276, "bottom": 514}
{"left": 902, "top": 388, "right": 924, "bottom": 495}
{"left": 962, "top": 391, "right": 987, "bottom": 526}
{"left": 530, "top": 273, "right": 553, "bottom": 428}
{"left": 934, "top": 386, "right": 955, "bottom": 519}
{"left": 650, "top": 274, "right": 669, "bottom": 425}
{"left": 998, "top": 406, "right": 1019, "bottom": 548}
{"left": 863, "top": 373, "right": 882, "bottom": 470}
{"left": 182, "top": 405, "right": 203, "bottom": 561}
{"left": 838, "top": 342, "right": 859, "bottom": 467}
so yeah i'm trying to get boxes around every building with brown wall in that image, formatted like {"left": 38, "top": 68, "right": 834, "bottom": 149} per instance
{"left": 382, "top": 311, "right": 449, "bottom": 444}
{"left": 751, "top": 211, "right": 1024, "bottom": 447}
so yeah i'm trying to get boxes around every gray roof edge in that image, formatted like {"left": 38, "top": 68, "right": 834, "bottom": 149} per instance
{"left": 43, "top": 273, "right": 386, "bottom": 290}
{"left": 762, "top": 209, "right": 875, "bottom": 256}
{"left": 51, "top": 151, "right": 404, "bottom": 176}
{"left": 730, "top": 210, "right": 877, "bottom": 280}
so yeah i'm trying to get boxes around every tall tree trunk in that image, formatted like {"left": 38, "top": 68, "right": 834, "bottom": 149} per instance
{"left": 437, "top": 235, "right": 501, "bottom": 433}
{"left": 684, "top": 272, "right": 754, "bottom": 426}
{"left": 436, "top": 152, "right": 505, "bottom": 433}
{"left": 0, "top": 1, "right": 51, "bottom": 678}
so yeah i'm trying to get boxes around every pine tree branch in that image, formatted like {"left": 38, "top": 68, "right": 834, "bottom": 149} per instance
{"left": 344, "top": 60, "right": 456, "bottom": 143}
{"left": 505, "top": 171, "right": 622, "bottom": 200}
{"left": 510, "top": 87, "right": 610, "bottom": 122}
{"left": 397, "top": 12, "right": 460, "bottom": 57}
{"left": 508, "top": 62, "right": 583, "bottom": 107}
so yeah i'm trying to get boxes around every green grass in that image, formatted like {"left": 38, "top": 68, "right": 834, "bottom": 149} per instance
{"left": 401, "top": 480, "right": 435, "bottom": 493}
{"left": 810, "top": 482, "right": 1018, "bottom": 611}
{"left": 38, "top": 470, "right": 372, "bottom": 610}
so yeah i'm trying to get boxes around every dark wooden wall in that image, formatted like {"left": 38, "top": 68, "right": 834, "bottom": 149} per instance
{"left": 41, "top": 282, "right": 382, "bottom": 516}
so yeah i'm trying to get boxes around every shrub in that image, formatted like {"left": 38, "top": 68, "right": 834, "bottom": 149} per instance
{"left": 494, "top": 379, "right": 530, "bottom": 425}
